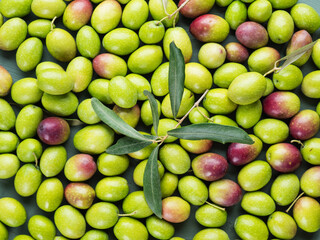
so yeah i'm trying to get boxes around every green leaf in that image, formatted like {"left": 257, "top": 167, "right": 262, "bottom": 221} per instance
{"left": 276, "top": 41, "right": 316, "bottom": 73}
{"left": 64, "top": 118, "right": 84, "bottom": 126}
{"left": 106, "top": 136, "right": 153, "bottom": 155}
{"left": 143, "top": 145, "right": 162, "bottom": 218}
{"left": 167, "top": 123, "right": 254, "bottom": 144}
{"left": 144, "top": 90, "right": 159, "bottom": 136}
{"left": 169, "top": 41, "right": 185, "bottom": 119}
{"left": 91, "top": 98, "right": 156, "bottom": 142}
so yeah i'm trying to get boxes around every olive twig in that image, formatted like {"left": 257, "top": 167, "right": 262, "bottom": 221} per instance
{"left": 158, "top": 136, "right": 168, "bottom": 147}
{"left": 174, "top": 89, "right": 209, "bottom": 129}
{"left": 155, "top": 136, "right": 167, "bottom": 144}
{"left": 157, "top": 89, "right": 209, "bottom": 146}
{"left": 263, "top": 66, "right": 281, "bottom": 77}
{"left": 158, "top": 0, "right": 192, "bottom": 23}
{"left": 286, "top": 192, "right": 305, "bottom": 213}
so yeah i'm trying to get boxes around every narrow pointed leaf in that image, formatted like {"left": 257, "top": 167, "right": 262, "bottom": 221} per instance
{"left": 276, "top": 41, "right": 316, "bottom": 72}
{"left": 143, "top": 145, "right": 162, "bottom": 218}
{"left": 144, "top": 90, "right": 159, "bottom": 136}
{"left": 91, "top": 98, "right": 156, "bottom": 142}
{"left": 169, "top": 41, "right": 185, "bottom": 119}
{"left": 65, "top": 118, "right": 84, "bottom": 126}
{"left": 106, "top": 136, "right": 153, "bottom": 155}
{"left": 167, "top": 123, "right": 254, "bottom": 144}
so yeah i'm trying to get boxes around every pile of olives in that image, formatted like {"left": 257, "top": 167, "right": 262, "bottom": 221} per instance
{"left": 0, "top": 0, "right": 319, "bottom": 239}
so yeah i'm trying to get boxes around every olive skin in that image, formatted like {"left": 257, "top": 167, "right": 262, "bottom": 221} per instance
{"left": 235, "top": 21, "right": 268, "bottom": 49}
{"left": 190, "top": 14, "right": 230, "bottom": 43}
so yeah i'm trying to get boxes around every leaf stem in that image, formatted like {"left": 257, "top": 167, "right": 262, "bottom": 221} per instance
{"left": 157, "top": 90, "right": 210, "bottom": 146}
{"left": 158, "top": 136, "right": 168, "bottom": 146}
{"left": 286, "top": 192, "right": 305, "bottom": 213}
{"left": 64, "top": 118, "right": 84, "bottom": 127}
{"left": 206, "top": 201, "right": 226, "bottom": 211}
{"left": 156, "top": 90, "right": 209, "bottom": 146}
{"left": 174, "top": 89, "right": 209, "bottom": 129}
{"left": 158, "top": 0, "right": 192, "bottom": 23}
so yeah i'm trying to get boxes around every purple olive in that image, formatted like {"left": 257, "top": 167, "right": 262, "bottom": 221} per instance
{"left": 227, "top": 134, "right": 263, "bottom": 166}
{"left": 263, "top": 91, "right": 300, "bottom": 119}
{"left": 209, "top": 179, "right": 242, "bottom": 207}
{"left": 236, "top": 21, "right": 269, "bottom": 49}
{"left": 286, "top": 30, "right": 313, "bottom": 66}
{"left": 289, "top": 109, "right": 320, "bottom": 140}
{"left": 225, "top": 42, "right": 249, "bottom": 63}
{"left": 266, "top": 143, "right": 302, "bottom": 173}
{"left": 65, "top": 182, "right": 95, "bottom": 209}
{"left": 178, "top": 0, "right": 215, "bottom": 19}
{"left": 192, "top": 153, "right": 228, "bottom": 181}
{"left": 64, "top": 154, "right": 97, "bottom": 181}
{"left": 37, "top": 117, "right": 70, "bottom": 145}
{"left": 189, "top": 14, "right": 230, "bottom": 43}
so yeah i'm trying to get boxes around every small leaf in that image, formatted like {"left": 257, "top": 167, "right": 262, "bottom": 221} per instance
{"left": 143, "top": 145, "right": 162, "bottom": 218}
{"left": 144, "top": 90, "right": 159, "bottom": 136}
{"left": 106, "top": 136, "right": 153, "bottom": 155}
{"left": 91, "top": 98, "right": 156, "bottom": 142}
{"left": 64, "top": 118, "right": 84, "bottom": 126}
{"left": 167, "top": 123, "right": 254, "bottom": 144}
{"left": 162, "top": 0, "right": 169, "bottom": 15}
{"left": 169, "top": 41, "right": 185, "bottom": 119}
{"left": 276, "top": 41, "right": 316, "bottom": 72}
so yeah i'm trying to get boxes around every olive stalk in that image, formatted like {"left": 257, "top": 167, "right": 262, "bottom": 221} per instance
{"left": 206, "top": 201, "right": 226, "bottom": 212}
{"left": 196, "top": 105, "right": 215, "bottom": 123}
{"left": 32, "top": 152, "right": 39, "bottom": 168}
{"left": 174, "top": 89, "right": 209, "bottom": 128}
{"left": 117, "top": 211, "right": 137, "bottom": 217}
{"left": 156, "top": 89, "right": 209, "bottom": 145}
{"left": 263, "top": 66, "right": 281, "bottom": 77}
{"left": 162, "top": 0, "right": 169, "bottom": 15}
{"left": 158, "top": 0, "right": 192, "bottom": 24}
{"left": 263, "top": 41, "right": 317, "bottom": 77}
{"left": 290, "top": 139, "right": 304, "bottom": 147}
{"left": 50, "top": 16, "right": 57, "bottom": 31}
{"left": 286, "top": 192, "right": 305, "bottom": 213}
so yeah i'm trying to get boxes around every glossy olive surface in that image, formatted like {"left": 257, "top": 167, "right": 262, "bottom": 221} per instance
{"left": 0, "top": 1, "right": 319, "bottom": 240}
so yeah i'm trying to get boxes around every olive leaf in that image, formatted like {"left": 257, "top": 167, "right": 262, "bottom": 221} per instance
{"left": 143, "top": 145, "right": 162, "bottom": 218}
{"left": 276, "top": 41, "right": 316, "bottom": 73}
{"left": 106, "top": 136, "right": 153, "bottom": 155}
{"left": 91, "top": 98, "right": 156, "bottom": 142}
{"left": 169, "top": 41, "right": 185, "bottom": 119}
{"left": 168, "top": 123, "right": 254, "bottom": 144}
{"left": 144, "top": 90, "right": 159, "bottom": 136}
{"left": 64, "top": 118, "right": 84, "bottom": 126}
